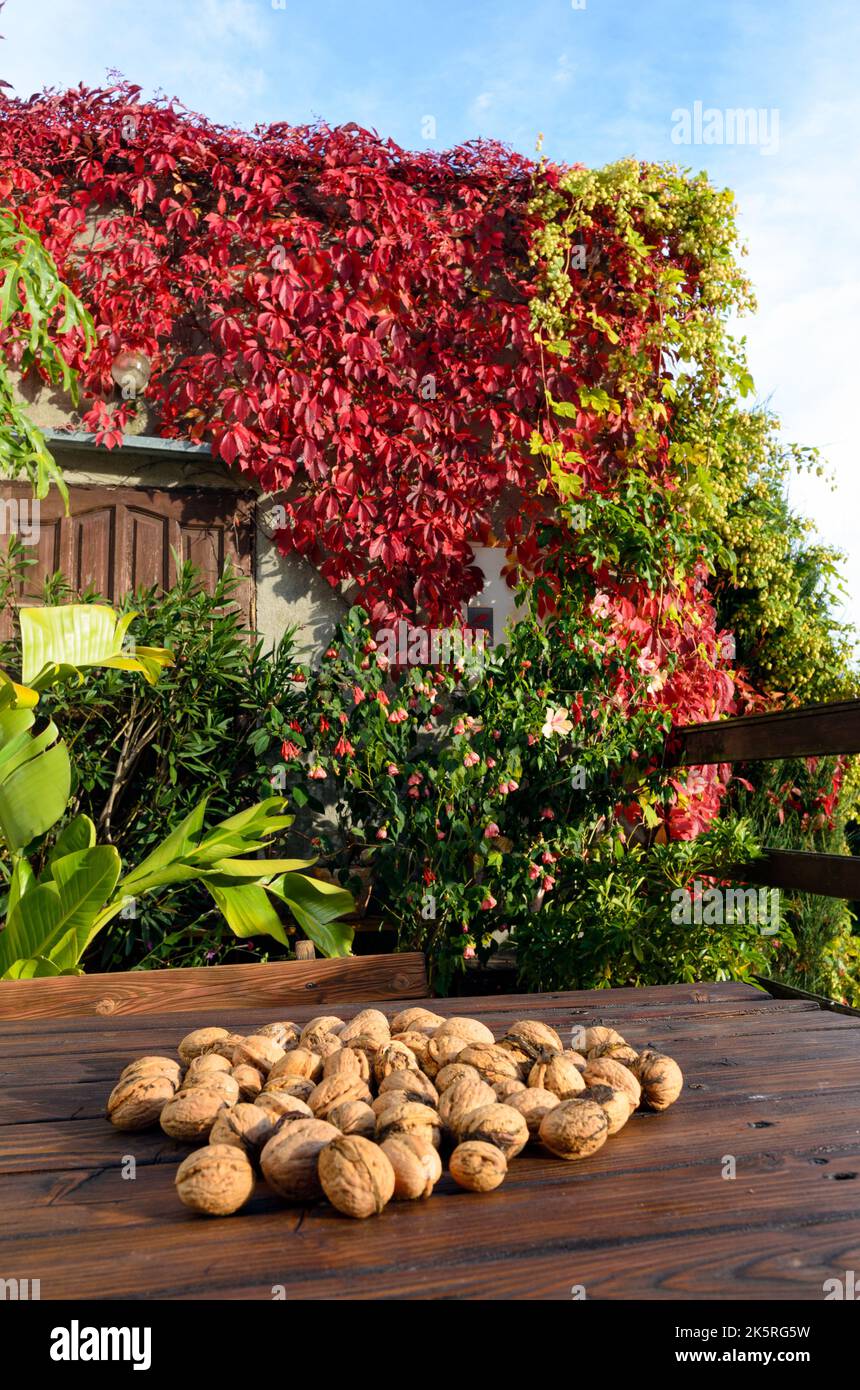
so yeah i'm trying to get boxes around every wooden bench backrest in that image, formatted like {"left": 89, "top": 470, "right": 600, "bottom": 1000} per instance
{"left": 0, "top": 952, "right": 428, "bottom": 1022}
{"left": 665, "top": 699, "right": 860, "bottom": 898}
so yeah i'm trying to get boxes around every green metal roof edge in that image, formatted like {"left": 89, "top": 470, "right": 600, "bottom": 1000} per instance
{"left": 42, "top": 429, "right": 212, "bottom": 457}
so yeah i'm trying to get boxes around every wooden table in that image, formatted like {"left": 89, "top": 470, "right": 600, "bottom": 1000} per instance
{"left": 2, "top": 979, "right": 859, "bottom": 1301}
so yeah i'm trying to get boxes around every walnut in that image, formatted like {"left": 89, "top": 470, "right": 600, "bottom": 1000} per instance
{"left": 184, "top": 1053, "right": 232, "bottom": 1087}
{"left": 175, "top": 1144, "right": 255, "bottom": 1216}
{"left": 449, "top": 1141, "right": 507, "bottom": 1192}
{"left": 338, "top": 1009, "right": 390, "bottom": 1043}
{"left": 231, "top": 1064, "right": 264, "bottom": 1101}
{"left": 178, "top": 1027, "right": 230, "bottom": 1064}
{"left": 562, "top": 1049, "right": 587, "bottom": 1071}
{"left": 323, "top": 1047, "right": 371, "bottom": 1083}
{"left": 328, "top": 1101, "right": 377, "bottom": 1138}
{"left": 578, "top": 1025, "right": 625, "bottom": 1052}
{"left": 307, "top": 1074, "right": 372, "bottom": 1120}
{"left": 380, "top": 1134, "right": 442, "bottom": 1200}
{"left": 267, "top": 1048, "right": 323, "bottom": 1083}
{"left": 458, "top": 1103, "right": 529, "bottom": 1160}
{"left": 582, "top": 1058, "right": 641, "bottom": 1110}
{"left": 118, "top": 1056, "right": 181, "bottom": 1086}
{"left": 341, "top": 1032, "right": 385, "bottom": 1065}
{"left": 375, "top": 1100, "right": 442, "bottom": 1149}
{"left": 372, "top": 1091, "right": 408, "bottom": 1120}
{"left": 160, "top": 1086, "right": 228, "bottom": 1142}
{"left": 260, "top": 1118, "right": 339, "bottom": 1200}
{"left": 457, "top": 1043, "right": 521, "bottom": 1087}
{"left": 389, "top": 1006, "right": 445, "bottom": 1035}
{"left": 373, "top": 1039, "right": 419, "bottom": 1085}
{"left": 579, "top": 1084, "right": 632, "bottom": 1135}
{"left": 209, "top": 1102, "right": 277, "bottom": 1155}
{"left": 539, "top": 1098, "right": 609, "bottom": 1159}
{"left": 432, "top": 1016, "right": 495, "bottom": 1046}
{"left": 318, "top": 1134, "right": 396, "bottom": 1218}
{"left": 500, "top": 1019, "right": 564, "bottom": 1061}
{"left": 192, "top": 1071, "right": 240, "bottom": 1106}
{"left": 438, "top": 1076, "right": 497, "bottom": 1135}
{"left": 231, "top": 1034, "right": 285, "bottom": 1076}
{"left": 263, "top": 1075, "right": 316, "bottom": 1102}
{"left": 255, "top": 1020, "right": 301, "bottom": 1050}
{"left": 378, "top": 1069, "right": 439, "bottom": 1107}
{"left": 422, "top": 1032, "right": 468, "bottom": 1078}
{"left": 107, "top": 1074, "right": 176, "bottom": 1131}
{"left": 631, "top": 1051, "right": 683, "bottom": 1110}
{"left": 299, "top": 1015, "right": 345, "bottom": 1048}
{"left": 391, "top": 1031, "right": 432, "bottom": 1068}
{"left": 494, "top": 1078, "right": 527, "bottom": 1103}
{"left": 253, "top": 1092, "right": 314, "bottom": 1128}
{"left": 505, "top": 1087, "right": 559, "bottom": 1136}
{"left": 211, "top": 1033, "right": 249, "bottom": 1061}
{"left": 528, "top": 1054, "right": 586, "bottom": 1100}
{"left": 434, "top": 1062, "right": 481, "bottom": 1093}
{"left": 587, "top": 1041, "right": 638, "bottom": 1065}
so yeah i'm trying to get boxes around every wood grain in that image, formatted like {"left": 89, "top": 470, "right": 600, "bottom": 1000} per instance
{"left": 1, "top": 981, "right": 857, "bottom": 1300}
{"left": 0, "top": 951, "right": 428, "bottom": 1021}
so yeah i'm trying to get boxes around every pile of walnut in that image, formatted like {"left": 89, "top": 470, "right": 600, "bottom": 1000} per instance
{"left": 106, "top": 1011, "right": 683, "bottom": 1220}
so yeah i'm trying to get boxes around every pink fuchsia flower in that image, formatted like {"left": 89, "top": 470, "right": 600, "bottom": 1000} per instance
{"left": 363, "top": 639, "right": 378, "bottom": 653}
{"left": 388, "top": 707, "right": 408, "bottom": 724}
{"left": 528, "top": 864, "right": 541, "bottom": 880}
{"left": 486, "top": 757, "right": 496, "bottom": 768}
{"left": 352, "top": 685, "right": 365, "bottom": 704}
{"left": 542, "top": 706, "right": 574, "bottom": 738}
{"left": 324, "top": 647, "right": 338, "bottom": 659}
{"left": 376, "top": 652, "right": 391, "bottom": 671}
{"left": 319, "top": 716, "right": 330, "bottom": 733}
{"left": 464, "top": 947, "right": 476, "bottom": 960}
{"left": 463, "top": 751, "right": 480, "bottom": 767}
{"left": 541, "top": 808, "right": 556, "bottom": 820}
{"left": 480, "top": 895, "right": 497, "bottom": 911}
{"left": 308, "top": 765, "right": 327, "bottom": 780}
{"left": 542, "top": 875, "right": 556, "bottom": 892}
{"left": 506, "top": 778, "right": 519, "bottom": 791}
{"left": 453, "top": 719, "right": 466, "bottom": 735}
{"left": 541, "top": 850, "right": 557, "bottom": 865}
{"left": 360, "top": 658, "right": 370, "bottom": 669}
{"left": 292, "top": 670, "right": 307, "bottom": 683}
{"left": 527, "top": 733, "right": 537, "bottom": 746}
{"left": 407, "top": 772, "right": 423, "bottom": 786}
{"left": 375, "top": 826, "right": 388, "bottom": 840}
{"left": 408, "top": 787, "right": 420, "bottom": 798}
{"left": 484, "top": 823, "right": 500, "bottom": 838}
{"left": 375, "top": 689, "right": 390, "bottom": 707}
{"left": 437, "top": 831, "right": 446, "bottom": 840}
{"left": 280, "top": 740, "right": 301, "bottom": 760}
{"left": 332, "top": 735, "right": 354, "bottom": 757}
{"left": 386, "top": 763, "right": 399, "bottom": 776}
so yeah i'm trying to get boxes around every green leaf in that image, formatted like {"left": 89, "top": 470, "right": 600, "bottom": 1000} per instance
{"left": 203, "top": 880, "right": 289, "bottom": 946}
{"left": 0, "top": 845, "right": 121, "bottom": 976}
{"left": 268, "top": 873, "right": 354, "bottom": 958}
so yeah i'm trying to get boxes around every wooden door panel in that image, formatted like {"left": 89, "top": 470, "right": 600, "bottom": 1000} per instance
{"left": 67, "top": 505, "right": 115, "bottom": 599}
{"left": 181, "top": 522, "right": 225, "bottom": 592}
{"left": 126, "top": 507, "right": 172, "bottom": 592}
{"left": 0, "top": 483, "right": 255, "bottom": 635}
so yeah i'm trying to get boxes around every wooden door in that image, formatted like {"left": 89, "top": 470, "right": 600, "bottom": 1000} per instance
{"left": 0, "top": 484, "right": 255, "bottom": 638}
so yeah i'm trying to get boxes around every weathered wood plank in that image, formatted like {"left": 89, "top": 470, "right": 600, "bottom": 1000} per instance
{"left": 0, "top": 951, "right": 428, "bottom": 1021}
{"left": 731, "top": 849, "right": 860, "bottom": 900}
{"left": 1, "top": 1146, "right": 857, "bottom": 1300}
{"left": 668, "top": 698, "right": 860, "bottom": 765}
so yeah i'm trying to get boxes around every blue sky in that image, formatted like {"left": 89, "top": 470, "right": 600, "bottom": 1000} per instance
{"left": 4, "top": 0, "right": 860, "bottom": 634}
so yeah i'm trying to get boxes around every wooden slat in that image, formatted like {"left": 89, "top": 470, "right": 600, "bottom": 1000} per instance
{"left": 0, "top": 952, "right": 428, "bottom": 1021}
{"left": 667, "top": 698, "right": 860, "bottom": 765}
{"left": 2, "top": 982, "right": 857, "bottom": 1301}
{"left": 730, "top": 848, "right": 860, "bottom": 899}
